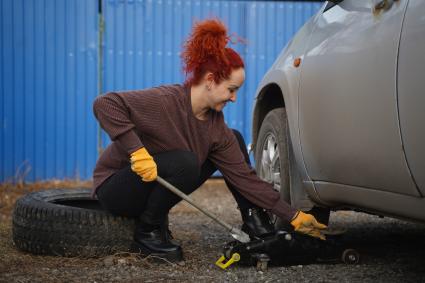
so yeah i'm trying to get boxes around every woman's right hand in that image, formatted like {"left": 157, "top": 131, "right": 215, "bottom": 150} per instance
{"left": 290, "top": 211, "right": 327, "bottom": 240}
{"left": 130, "top": 147, "right": 157, "bottom": 182}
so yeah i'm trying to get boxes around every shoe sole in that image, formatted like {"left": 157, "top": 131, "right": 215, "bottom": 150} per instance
{"left": 129, "top": 242, "right": 183, "bottom": 263}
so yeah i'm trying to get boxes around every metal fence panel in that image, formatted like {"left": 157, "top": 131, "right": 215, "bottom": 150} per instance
{"left": 0, "top": 0, "right": 98, "bottom": 182}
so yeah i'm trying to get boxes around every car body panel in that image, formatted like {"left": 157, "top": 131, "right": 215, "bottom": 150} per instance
{"left": 252, "top": 12, "right": 324, "bottom": 208}
{"left": 398, "top": 0, "right": 425, "bottom": 196}
{"left": 298, "top": 0, "right": 419, "bottom": 196}
{"left": 252, "top": 0, "right": 425, "bottom": 222}
{"left": 315, "top": 181, "right": 425, "bottom": 222}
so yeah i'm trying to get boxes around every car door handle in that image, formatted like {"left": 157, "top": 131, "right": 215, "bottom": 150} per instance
{"left": 373, "top": 0, "right": 399, "bottom": 13}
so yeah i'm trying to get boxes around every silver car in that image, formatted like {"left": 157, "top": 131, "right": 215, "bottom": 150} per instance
{"left": 251, "top": 0, "right": 425, "bottom": 224}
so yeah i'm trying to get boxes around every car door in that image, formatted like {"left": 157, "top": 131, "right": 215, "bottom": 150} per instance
{"left": 397, "top": 0, "right": 425, "bottom": 196}
{"left": 297, "top": 0, "right": 420, "bottom": 196}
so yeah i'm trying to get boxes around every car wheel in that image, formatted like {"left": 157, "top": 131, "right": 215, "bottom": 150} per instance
{"left": 254, "top": 108, "right": 330, "bottom": 227}
{"left": 12, "top": 189, "right": 136, "bottom": 257}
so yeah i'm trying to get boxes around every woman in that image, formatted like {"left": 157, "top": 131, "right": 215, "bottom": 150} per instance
{"left": 93, "top": 18, "right": 326, "bottom": 262}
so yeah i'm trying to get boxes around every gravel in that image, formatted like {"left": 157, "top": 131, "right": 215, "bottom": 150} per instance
{"left": 1, "top": 179, "right": 425, "bottom": 282}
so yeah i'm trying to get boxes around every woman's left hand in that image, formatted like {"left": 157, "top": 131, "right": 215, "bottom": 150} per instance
{"left": 290, "top": 211, "right": 327, "bottom": 240}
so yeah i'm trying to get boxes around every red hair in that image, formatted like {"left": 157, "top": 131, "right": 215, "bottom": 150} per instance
{"left": 181, "top": 18, "right": 245, "bottom": 86}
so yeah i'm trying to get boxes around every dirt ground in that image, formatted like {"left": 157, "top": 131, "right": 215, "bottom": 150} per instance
{"left": 1, "top": 179, "right": 425, "bottom": 282}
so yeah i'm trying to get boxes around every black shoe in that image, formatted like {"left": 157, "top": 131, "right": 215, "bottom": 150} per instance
{"left": 162, "top": 216, "right": 175, "bottom": 240}
{"left": 130, "top": 224, "right": 183, "bottom": 262}
{"left": 241, "top": 207, "right": 275, "bottom": 239}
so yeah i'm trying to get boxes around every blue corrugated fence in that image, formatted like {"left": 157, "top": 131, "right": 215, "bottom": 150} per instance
{"left": 0, "top": 0, "right": 322, "bottom": 182}
{"left": 1, "top": 0, "right": 99, "bottom": 182}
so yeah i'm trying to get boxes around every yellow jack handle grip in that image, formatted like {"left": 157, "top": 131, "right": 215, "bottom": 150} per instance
{"left": 215, "top": 253, "right": 240, "bottom": 270}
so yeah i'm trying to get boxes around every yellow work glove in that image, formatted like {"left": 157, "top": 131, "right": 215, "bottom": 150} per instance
{"left": 130, "top": 147, "right": 157, "bottom": 182}
{"left": 290, "top": 211, "right": 327, "bottom": 240}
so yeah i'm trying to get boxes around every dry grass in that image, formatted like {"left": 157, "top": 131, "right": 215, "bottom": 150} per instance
{"left": 0, "top": 179, "right": 92, "bottom": 223}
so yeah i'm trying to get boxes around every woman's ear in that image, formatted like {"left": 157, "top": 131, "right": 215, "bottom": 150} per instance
{"left": 205, "top": 72, "right": 215, "bottom": 89}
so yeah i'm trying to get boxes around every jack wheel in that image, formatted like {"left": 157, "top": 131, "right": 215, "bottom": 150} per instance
{"left": 256, "top": 260, "right": 268, "bottom": 272}
{"left": 342, "top": 249, "right": 360, "bottom": 264}
{"left": 255, "top": 253, "right": 270, "bottom": 272}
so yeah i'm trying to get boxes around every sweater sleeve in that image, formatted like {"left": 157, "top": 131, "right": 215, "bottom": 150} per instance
{"left": 93, "top": 92, "right": 144, "bottom": 155}
{"left": 209, "top": 126, "right": 298, "bottom": 222}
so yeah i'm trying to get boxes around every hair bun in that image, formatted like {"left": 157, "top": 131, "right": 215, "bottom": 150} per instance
{"left": 182, "top": 19, "right": 229, "bottom": 71}
{"left": 182, "top": 18, "right": 244, "bottom": 86}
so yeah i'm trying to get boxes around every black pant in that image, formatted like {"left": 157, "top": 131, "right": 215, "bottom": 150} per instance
{"left": 96, "top": 129, "right": 257, "bottom": 226}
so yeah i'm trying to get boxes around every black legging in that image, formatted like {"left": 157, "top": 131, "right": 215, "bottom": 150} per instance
{"left": 96, "top": 129, "right": 258, "bottom": 226}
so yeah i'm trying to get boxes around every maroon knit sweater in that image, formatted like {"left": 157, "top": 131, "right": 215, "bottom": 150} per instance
{"left": 92, "top": 84, "right": 297, "bottom": 221}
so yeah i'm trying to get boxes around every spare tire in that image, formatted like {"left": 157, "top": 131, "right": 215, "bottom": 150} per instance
{"left": 12, "top": 189, "right": 136, "bottom": 257}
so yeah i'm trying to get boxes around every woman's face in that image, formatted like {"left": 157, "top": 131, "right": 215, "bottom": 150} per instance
{"left": 207, "top": 68, "right": 245, "bottom": 112}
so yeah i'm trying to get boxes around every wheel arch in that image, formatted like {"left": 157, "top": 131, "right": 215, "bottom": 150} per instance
{"left": 251, "top": 71, "right": 325, "bottom": 214}
{"left": 252, "top": 83, "right": 285, "bottom": 151}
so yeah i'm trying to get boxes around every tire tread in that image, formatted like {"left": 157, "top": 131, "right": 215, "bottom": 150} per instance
{"left": 12, "top": 189, "right": 136, "bottom": 257}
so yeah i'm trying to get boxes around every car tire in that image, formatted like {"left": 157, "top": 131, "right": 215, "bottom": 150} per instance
{"left": 254, "top": 108, "right": 330, "bottom": 227}
{"left": 12, "top": 189, "right": 136, "bottom": 257}
{"left": 255, "top": 108, "right": 290, "bottom": 203}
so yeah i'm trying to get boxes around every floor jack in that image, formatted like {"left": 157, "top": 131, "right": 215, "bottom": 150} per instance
{"left": 216, "top": 230, "right": 360, "bottom": 271}
{"left": 156, "top": 177, "right": 359, "bottom": 271}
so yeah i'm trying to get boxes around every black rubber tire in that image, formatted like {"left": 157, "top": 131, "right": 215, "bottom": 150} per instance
{"left": 255, "top": 108, "right": 330, "bottom": 226}
{"left": 255, "top": 108, "right": 290, "bottom": 203}
{"left": 12, "top": 189, "right": 136, "bottom": 257}
{"left": 255, "top": 108, "right": 290, "bottom": 228}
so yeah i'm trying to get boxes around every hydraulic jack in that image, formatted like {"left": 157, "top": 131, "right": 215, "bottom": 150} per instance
{"left": 155, "top": 177, "right": 359, "bottom": 271}
{"left": 216, "top": 230, "right": 360, "bottom": 271}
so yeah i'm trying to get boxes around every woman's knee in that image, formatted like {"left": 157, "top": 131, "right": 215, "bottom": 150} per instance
{"left": 155, "top": 150, "right": 200, "bottom": 181}
{"left": 173, "top": 150, "right": 200, "bottom": 176}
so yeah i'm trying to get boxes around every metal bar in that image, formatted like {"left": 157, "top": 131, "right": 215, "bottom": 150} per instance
{"left": 156, "top": 176, "right": 250, "bottom": 243}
